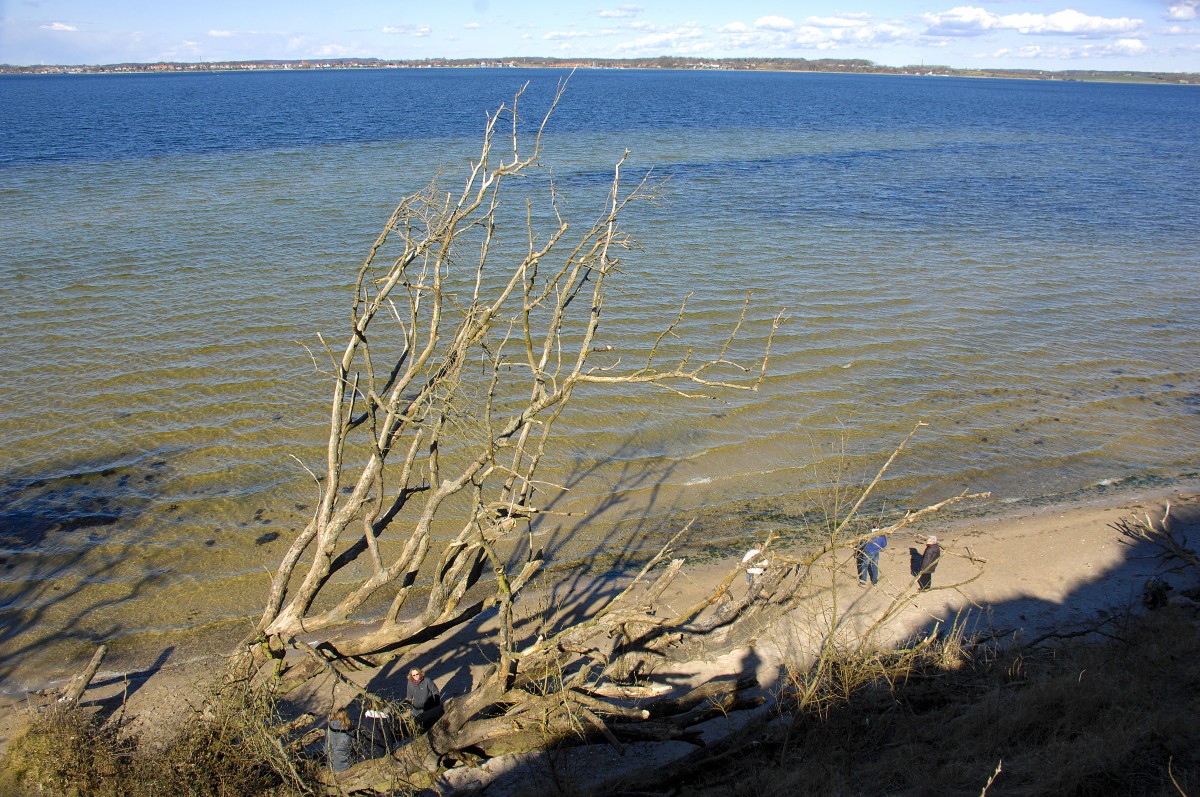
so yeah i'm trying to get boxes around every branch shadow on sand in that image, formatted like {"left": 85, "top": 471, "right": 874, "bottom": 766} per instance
{"left": 361, "top": 489, "right": 1200, "bottom": 796}
{"left": 356, "top": 430, "right": 701, "bottom": 703}
{"left": 0, "top": 455, "right": 172, "bottom": 691}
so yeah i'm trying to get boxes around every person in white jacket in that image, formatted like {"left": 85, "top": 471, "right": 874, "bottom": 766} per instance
{"left": 742, "top": 548, "right": 769, "bottom": 587}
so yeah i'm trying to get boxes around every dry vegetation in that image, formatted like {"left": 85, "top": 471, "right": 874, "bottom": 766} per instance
{"left": 639, "top": 508, "right": 1200, "bottom": 797}
{"left": 0, "top": 681, "right": 320, "bottom": 796}
{"left": 6, "top": 592, "right": 1198, "bottom": 797}
{"left": 648, "top": 605, "right": 1200, "bottom": 797}
{"left": 6, "top": 501, "right": 1198, "bottom": 797}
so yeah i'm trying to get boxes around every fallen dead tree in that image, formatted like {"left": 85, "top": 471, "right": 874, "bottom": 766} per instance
{"left": 217, "top": 81, "right": 789, "bottom": 788}
{"left": 224, "top": 81, "right": 991, "bottom": 793}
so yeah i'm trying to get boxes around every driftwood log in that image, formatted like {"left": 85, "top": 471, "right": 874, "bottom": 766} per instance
{"left": 60, "top": 643, "right": 107, "bottom": 707}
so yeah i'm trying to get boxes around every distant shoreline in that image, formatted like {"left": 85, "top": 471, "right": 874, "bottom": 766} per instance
{"left": 2, "top": 57, "right": 1197, "bottom": 86}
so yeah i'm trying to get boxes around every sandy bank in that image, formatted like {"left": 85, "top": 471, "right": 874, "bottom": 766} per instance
{"left": 2, "top": 481, "right": 1197, "bottom": 787}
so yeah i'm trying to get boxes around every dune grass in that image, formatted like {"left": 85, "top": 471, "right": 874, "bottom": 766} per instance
{"left": 666, "top": 605, "right": 1199, "bottom": 797}
{"left": 0, "top": 680, "right": 319, "bottom": 797}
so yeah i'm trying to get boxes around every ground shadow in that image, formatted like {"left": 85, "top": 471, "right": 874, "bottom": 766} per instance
{"left": 908, "top": 546, "right": 922, "bottom": 578}
{"left": 0, "top": 454, "right": 174, "bottom": 689}
{"left": 342, "top": 489, "right": 1200, "bottom": 794}
{"left": 80, "top": 646, "right": 175, "bottom": 720}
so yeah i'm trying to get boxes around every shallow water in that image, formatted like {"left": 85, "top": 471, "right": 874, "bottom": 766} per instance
{"left": 1, "top": 68, "right": 1198, "bottom": 691}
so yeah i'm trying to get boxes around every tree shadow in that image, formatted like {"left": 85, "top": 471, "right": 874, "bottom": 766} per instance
{"left": 360, "top": 490, "right": 1200, "bottom": 794}
{"left": 79, "top": 646, "right": 175, "bottom": 720}
{"left": 0, "top": 454, "right": 172, "bottom": 690}
{"left": 355, "top": 429, "right": 698, "bottom": 702}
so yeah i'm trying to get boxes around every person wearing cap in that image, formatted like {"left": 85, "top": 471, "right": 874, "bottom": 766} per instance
{"left": 917, "top": 535, "right": 941, "bottom": 591}
{"left": 856, "top": 528, "right": 888, "bottom": 586}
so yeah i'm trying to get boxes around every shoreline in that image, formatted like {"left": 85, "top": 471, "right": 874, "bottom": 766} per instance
{"left": 4, "top": 67, "right": 1196, "bottom": 706}
{"left": 4, "top": 474, "right": 1198, "bottom": 702}
{"left": 4, "top": 63, "right": 1196, "bottom": 87}
{"left": 3, "top": 478, "right": 1197, "bottom": 758}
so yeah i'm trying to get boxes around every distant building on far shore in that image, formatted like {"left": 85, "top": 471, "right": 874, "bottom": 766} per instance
{"left": 2, "top": 57, "right": 1197, "bottom": 85}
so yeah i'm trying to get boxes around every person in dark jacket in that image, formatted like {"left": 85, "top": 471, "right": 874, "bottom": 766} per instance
{"left": 405, "top": 666, "right": 443, "bottom": 729}
{"left": 325, "top": 708, "right": 356, "bottom": 772}
{"left": 361, "top": 706, "right": 399, "bottom": 756}
{"left": 917, "top": 535, "right": 942, "bottom": 591}
{"left": 856, "top": 529, "right": 888, "bottom": 586}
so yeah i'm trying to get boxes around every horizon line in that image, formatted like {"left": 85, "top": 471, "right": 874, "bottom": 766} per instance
{"left": 3, "top": 55, "right": 1197, "bottom": 78}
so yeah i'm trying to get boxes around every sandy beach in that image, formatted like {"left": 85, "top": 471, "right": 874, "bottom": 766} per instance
{"left": 2, "top": 480, "right": 1198, "bottom": 789}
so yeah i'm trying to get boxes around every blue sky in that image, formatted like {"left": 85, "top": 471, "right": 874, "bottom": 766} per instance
{"left": 3, "top": 0, "right": 1198, "bottom": 71}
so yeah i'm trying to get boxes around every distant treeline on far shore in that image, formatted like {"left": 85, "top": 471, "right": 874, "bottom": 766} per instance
{"left": 3, "top": 55, "right": 1198, "bottom": 84}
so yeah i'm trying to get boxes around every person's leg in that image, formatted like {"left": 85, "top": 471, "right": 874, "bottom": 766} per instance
{"left": 856, "top": 551, "right": 868, "bottom": 584}
{"left": 868, "top": 552, "right": 880, "bottom": 585}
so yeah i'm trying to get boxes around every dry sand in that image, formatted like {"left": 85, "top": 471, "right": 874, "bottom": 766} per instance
{"left": 2, "top": 482, "right": 1197, "bottom": 792}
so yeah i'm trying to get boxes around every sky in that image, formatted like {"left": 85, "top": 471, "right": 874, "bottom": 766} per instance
{"left": 2, "top": 0, "right": 1198, "bottom": 72}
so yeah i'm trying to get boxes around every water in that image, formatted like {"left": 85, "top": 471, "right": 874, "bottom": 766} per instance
{"left": 1, "top": 68, "right": 1198, "bottom": 692}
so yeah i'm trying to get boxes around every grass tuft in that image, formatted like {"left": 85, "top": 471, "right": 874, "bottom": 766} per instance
{"left": 668, "top": 605, "right": 1200, "bottom": 797}
{"left": 1, "top": 680, "right": 319, "bottom": 797}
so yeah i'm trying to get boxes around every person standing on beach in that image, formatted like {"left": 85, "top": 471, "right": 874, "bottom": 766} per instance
{"left": 856, "top": 529, "right": 888, "bottom": 586}
{"left": 917, "top": 535, "right": 941, "bottom": 591}
{"left": 325, "top": 707, "right": 356, "bottom": 772}
{"left": 742, "top": 547, "right": 769, "bottom": 587}
{"left": 405, "top": 666, "right": 443, "bottom": 728}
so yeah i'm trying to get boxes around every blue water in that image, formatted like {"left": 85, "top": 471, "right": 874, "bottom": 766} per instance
{"left": 1, "top": 68, "right": 1198, "bottom": 689}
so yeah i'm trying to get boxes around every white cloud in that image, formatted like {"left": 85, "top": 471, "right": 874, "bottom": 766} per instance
{"left": 1166, "top": 2, "right": 1198, "bottom": 21}
{"left": 846, "top": 22, "right": 908, "bottom": 45}
{"left": 1003, "top": 9, "right": 1142, "bottom": 35}
{"left": 615, "top": 24, "right": 705, "bottom": 53}
{"left": 464, "top": 22, "right": 481, "bottom": 30}
{"left": 1108, "top": 38, "right": 1148, "bottom": 55}
{"left": 712, "top": 15, "right": 913, "bottom": 52}
{"left": 922, "top": 6, "right": 995, "bottom": 36}
{"left": 314, "top": 43, "right": 356, "bottom": 57}
{"left": 992, "top": 44, "right": 1049, "bottom": 58}
{"left": 923, "top": 6, "right": 1142, "bottom": 38}
{"left": 543, "top": 30, "right": 592, "bottom": 40}
{"left": 208, "top": 29, "right": 235, "bottom": 38}
{"left": 1162, "top": 23, "right": 1200, "bottom": 33}
{"left": 41, "top": 22, "right": 77, "bottom": 31}
{"left": 382, "top": 24, "right": 432, "bottom": 37}
{"left": 598, "top": 5, "right": 642, "bottom": 19}
{"left": 755, "top": 16, "right": 796, "bottom": 32}
{"left": 993, "top": 37, "right": 1149, "bottom": 60}
{"left": 805, "top": 14, "right": 870, "bottom": 29}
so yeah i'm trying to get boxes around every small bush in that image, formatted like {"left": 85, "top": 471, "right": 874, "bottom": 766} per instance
{"left": 1, "top": 702, "right": 131, "bottom": 797}
{"left": 1, "top": 682, "right": 319, "bottom": 797}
